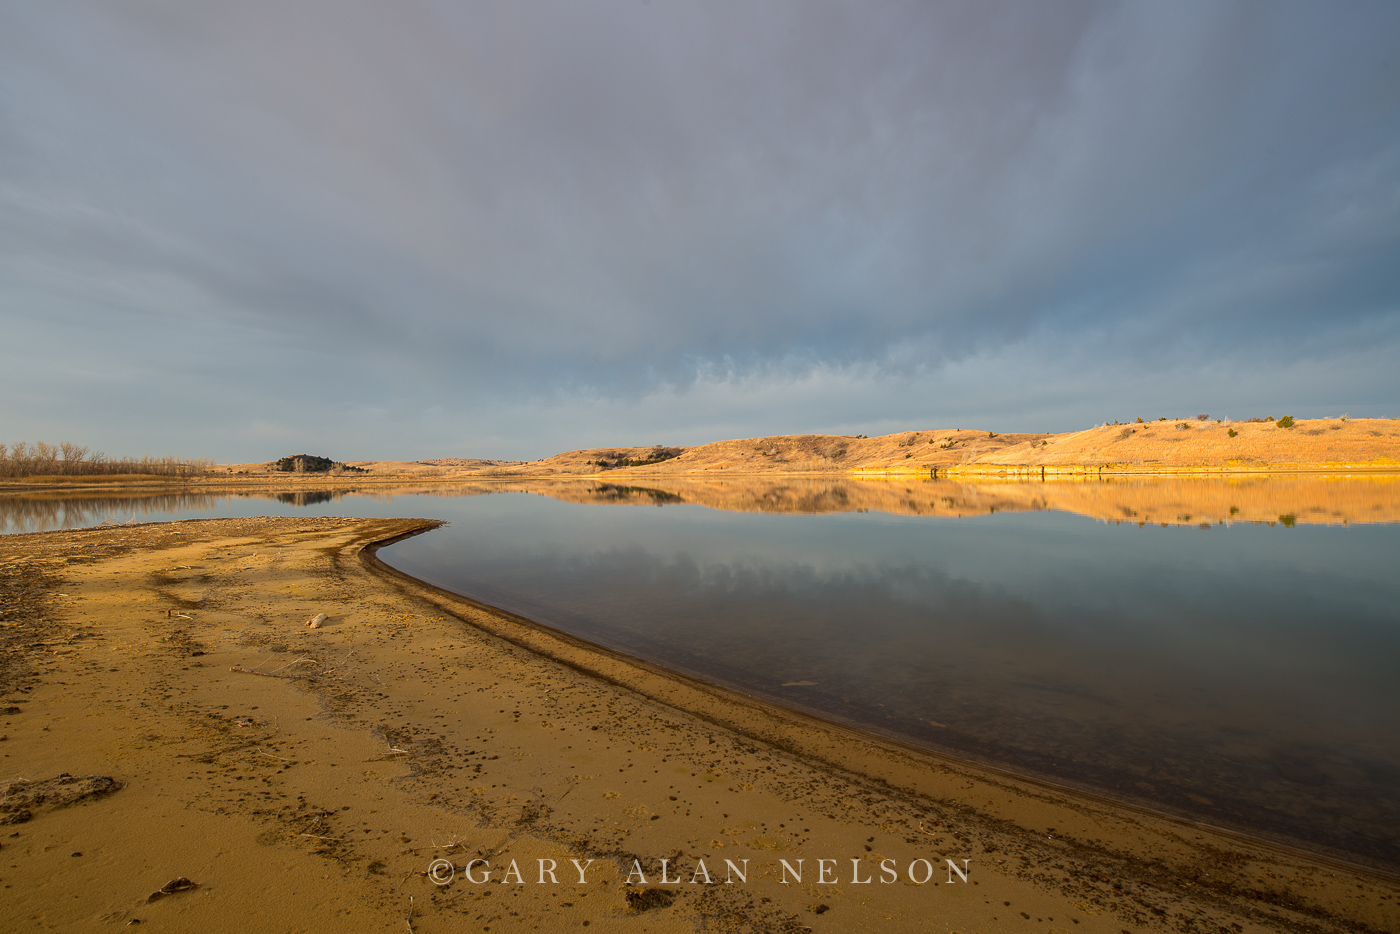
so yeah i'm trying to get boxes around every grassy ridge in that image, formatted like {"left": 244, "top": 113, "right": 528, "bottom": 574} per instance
{"left": 506, "top": 416, "right": 1400, "bottom": 476}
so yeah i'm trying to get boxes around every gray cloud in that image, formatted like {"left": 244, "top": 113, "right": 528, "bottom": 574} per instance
{"left": 2, "top": 1, "right": 1398, "bottom": 459}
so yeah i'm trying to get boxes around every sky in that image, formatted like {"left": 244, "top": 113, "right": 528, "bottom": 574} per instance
{"left": 2, "top": 1, "right": 1399, "bottom": 462}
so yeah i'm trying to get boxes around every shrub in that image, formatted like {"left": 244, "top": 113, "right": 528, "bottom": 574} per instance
{"left": 1197, "top": 414, "right": 1209, "bottom": 421}
{"left": 1227, "top": 428, "right": 1238, "bottom": 437}
{"left": 1278, "top": 416, "right": 1295, "bottom": 428}
{"left": 1176, "top": 422, "right": 1191, "bottom": 430}
{"left": 274, "top": 454, "right": 335, "bottom": 473}
{"left": 1136, "top": 416, "right": 1143, "bottom": 423}
{"left": 592, "top": 446, "right": 684, "bottom": 471}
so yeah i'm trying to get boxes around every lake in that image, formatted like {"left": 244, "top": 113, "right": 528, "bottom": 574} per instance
{"left": 4, "top": 475, "right": 1398, "bottom": 870}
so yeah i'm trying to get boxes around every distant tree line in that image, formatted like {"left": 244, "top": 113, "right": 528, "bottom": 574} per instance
{"left": 0, "top": 441, "right": 212, "bottom": 479}
{"left": 588, "top": 446, "right": 683, "bottom": 470}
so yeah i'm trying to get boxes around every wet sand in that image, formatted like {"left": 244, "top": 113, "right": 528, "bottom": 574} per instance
{"left": 1, "top": 517, "right": 1396, "bottom": 932}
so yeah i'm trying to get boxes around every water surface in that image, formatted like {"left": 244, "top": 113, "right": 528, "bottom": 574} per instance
{"left": 3, "top": 478, "right": 1398, "bottom": 870}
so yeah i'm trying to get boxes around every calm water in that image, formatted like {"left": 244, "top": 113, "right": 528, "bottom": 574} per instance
{"left": 4, "top": 482, "right": 1399, "bottom": 870}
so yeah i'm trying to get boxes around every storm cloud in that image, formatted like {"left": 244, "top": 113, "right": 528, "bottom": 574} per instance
{"left": 2, "top": 1, "right": 1398, "bottom": 459}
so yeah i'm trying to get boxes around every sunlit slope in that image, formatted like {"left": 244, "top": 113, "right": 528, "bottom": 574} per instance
{"left": 965, "top": 417, "right": 1400, "bottom": 472}
{"left": 206, "top": 417, "right": 1400, "bottom": 481}
{"left": 508, "top": 429, "right": 1049, "bottom": 475}
{"left": 513, "top": 417, "right": 1400, "bottom": 476}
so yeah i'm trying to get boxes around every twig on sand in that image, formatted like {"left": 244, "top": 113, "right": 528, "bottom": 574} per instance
{"left": 246, "top": 652, "right": 277, "bottom": 671}
{"left": 406, "top": 894, "right": 415, "bottom": 934}
{"left": 230, "top": 666, "right": 321, "bottom": 681}
{"left": 266, "top": 656, "right": 316, "bottom": 674}
{"left": 325, "top": 649, "right": 356, "bottom": 672}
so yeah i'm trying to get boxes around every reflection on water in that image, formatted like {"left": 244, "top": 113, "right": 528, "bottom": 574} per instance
{"left": 2, "top": 474, "right": 1399, "bottom": 870}
{"left": 274, "top": 490, "right": 349, "bottom": 507}
{"left": 4, "top": 473, "right": 1397, "bottom": 531}
{"left": 519, "top": 473, "right": 1400, "bottom": 526}
{"left": 0, "top": 491, "right": 225, "bottom": 533}
{"left": 0, "top": 488, "right": 370, "bottom": 533}
{"left": 385, "top": 494, "right": 1400, "bottom": 870}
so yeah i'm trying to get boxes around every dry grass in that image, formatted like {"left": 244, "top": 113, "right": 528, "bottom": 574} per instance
{"left": 966, "top": 416, "right": 1400, "bottom": 472}
{"left": 494, "top": 417, "right": 1400, "bottom": 476}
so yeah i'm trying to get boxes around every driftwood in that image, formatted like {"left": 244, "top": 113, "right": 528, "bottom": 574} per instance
{"left": 147, "top": 877, "right": 198, "bottom": 903}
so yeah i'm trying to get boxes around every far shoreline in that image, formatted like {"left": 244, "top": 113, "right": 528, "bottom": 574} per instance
{"left": 6, "top": 416, "right": 1398, "bottom": 493}
{"left": 3, "top": 462, "right": 1399, "bottom": 496}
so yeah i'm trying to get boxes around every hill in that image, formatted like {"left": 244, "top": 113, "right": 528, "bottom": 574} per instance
{"left": 457, "top": 416, "right": 1400, "bottom": 477}
{"left": 197, "top": 416, "right": 1400, "bottom": 483}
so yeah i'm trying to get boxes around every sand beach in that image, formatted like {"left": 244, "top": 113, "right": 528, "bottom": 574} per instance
{"left": 1, "top": 516, "right": 1396, "bottom": 932}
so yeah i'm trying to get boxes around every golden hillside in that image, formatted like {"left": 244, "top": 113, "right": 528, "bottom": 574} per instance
{"left": 423, "top": 416, "right": 1399, "bottom": 477}
{"left": 965, "top": 416, "right": 1400, "bottom": 473}
{"left": 161, "top": 416, "right": 1400, "bottom": 484}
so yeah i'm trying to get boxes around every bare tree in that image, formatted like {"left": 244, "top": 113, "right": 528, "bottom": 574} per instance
{"left": 0, "top": 441, "right": 211, "bottom": 479}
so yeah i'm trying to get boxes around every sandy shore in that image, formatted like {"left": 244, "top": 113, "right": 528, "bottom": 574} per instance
{"left": 1, "top": 518, "right": 1396, "bottom": 932}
